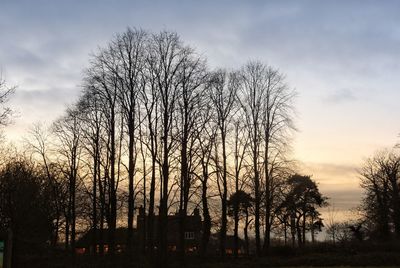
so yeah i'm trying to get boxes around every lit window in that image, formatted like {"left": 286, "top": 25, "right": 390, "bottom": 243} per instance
{"left": 75, "top": 248, "right": 86, "bottom": 254}
{"left": 184, "top": 232, "right": 195, "bottom": 240}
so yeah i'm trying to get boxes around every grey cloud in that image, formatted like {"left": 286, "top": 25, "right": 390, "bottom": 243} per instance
{"left": 9, "top": 87, "right": 81, "bottom": 133}
{"left": 12, "top": 87, "right": 80, "bottom": 106}
{"left": 323, "top": 189, "right": 363, "bottom": 208}
{"left": 0, "top": 1, "right": 399, "bottom": 165}
{"left": 300, "top": 161, "right": 361, "bottom": 212}
{"left": 0, "top": 45, "right": 46, "bottom": 70}
{"left": 226, "top": 1, "right": 400, "bottom": 86}
{"left": 323, "top": 89, "right": 357, "bottom": 104}
{"left": 301, "top": 161, "right": 358, "bottom": 178}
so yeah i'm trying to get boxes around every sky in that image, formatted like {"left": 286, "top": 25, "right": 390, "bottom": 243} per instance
{"left": 1, "top": 0, "right": 400, "bottom": 220}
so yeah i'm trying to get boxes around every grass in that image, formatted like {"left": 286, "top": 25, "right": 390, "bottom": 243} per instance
{"left": 13, "top": 241, "right": 400, "bottom": 267}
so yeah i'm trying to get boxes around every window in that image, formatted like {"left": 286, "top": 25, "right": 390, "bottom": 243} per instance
{"left": 184, "top": 231, "right": 195, "bottom": 240}
{"left": 75, "top": 248, "right": 86, "bottom": 254}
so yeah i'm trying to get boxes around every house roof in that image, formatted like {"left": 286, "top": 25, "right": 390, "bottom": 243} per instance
{"left": 209, "top": 234, "right": 245, "bottom": 248}
{"left": 76, "top": 213, "right": 203, "bottom": 248}
{"left": 76, "top": 228, "right": 138, "bottom": 247}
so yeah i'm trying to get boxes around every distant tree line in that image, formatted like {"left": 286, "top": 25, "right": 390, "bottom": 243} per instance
{"left": 0, "top": 28, "right": 329, "bottom": 262}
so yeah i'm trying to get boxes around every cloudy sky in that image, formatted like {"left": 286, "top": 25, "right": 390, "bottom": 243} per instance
{"left": 1, "top": 0, "right": 400, "bottom": 218}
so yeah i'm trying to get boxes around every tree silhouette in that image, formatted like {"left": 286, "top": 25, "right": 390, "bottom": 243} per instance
{"left": 209, "top": 69, "right": 238, "bottom": 257}
{"left": 0, "top": 74, "right": 14, "bottom": 127}
{"left": 0, "top": 159, "right": 56, "bottom": 254}
{"left": 277, "top": 174, "right": 327, "bottom": 246}
{"left": 360, "top": 150, "right": 400, "bottom": 239}
{"left": 228, "top": 190, "right": 253, "bottom": 255}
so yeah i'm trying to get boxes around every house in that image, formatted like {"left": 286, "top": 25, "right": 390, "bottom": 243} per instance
{"left": 136, "top": 206, "right": 202, "bottom": 252}
{"left": 208, "top": 234, "right": 246, "bottom": 255}
{"left": 75, "top": 228, "right": 139, "bottom": 254}
{"left": 75, "top": 207, "right": 202, "bottom": 254}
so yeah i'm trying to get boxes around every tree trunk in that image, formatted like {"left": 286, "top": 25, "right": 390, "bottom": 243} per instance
{"left": 234, "top": 197, "right": 239, "bottom": 257}
{"left": 254, "top": 157, "right": 261, "bottom": 255}
{"left": 263, "top": 129, "right": 271, "bottom": 253}
{"left": 92, "top": 138, "right": 99, "bottom": 254}
{"left": 220, "top": 130, "right": 227, "bottom": 257}
{"left": 296, "top": 217, "right": 303, "bottom": 247}
{"left": 65, "top": 211, "right": 70, "bottom": 250}
{"left": 200, "top": 178, "right": 211, "bottom": 257}
{"left": 159, "top": 107, "right": 170, "bottom": 264}
{"left": 290, "top": 212, "right": 296, "bottom": 247}
{"left": 139, "top": 135, "right": 147, "bottom": 253}
{"left": 390, "top": 174, "right": 400, "bottom": 238}
{"left": 284, "top": 220, "right": 287, "bottom": 245}
{"left": 148, "top": 152, "right": 156, "bottom": 255}
{"left": 179, "top": 132, "right": 188, "bottom": 264}
{"left": 98, "top": 164, "right": 105, "bottom": 255}
{"left": 70, "top": 152, "right": 77, "bottom": 252}
{"left": 109, "top": 107, "right": 117, "bottom": 255}
{"left": 244, "top": 208, "right": 250, "bottom": 256}
{"left": 302, "top": 213, "right": 306, "bottom": 246}
{"left": 127, "top": 120, "right": 135, "bottom": 252}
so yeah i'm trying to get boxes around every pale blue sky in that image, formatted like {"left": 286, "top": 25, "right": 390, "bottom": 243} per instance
{"left": 1, "top": 0, "right": 400, "bottom": 217}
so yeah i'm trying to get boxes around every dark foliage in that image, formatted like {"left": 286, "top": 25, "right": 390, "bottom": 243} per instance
{"left": 0, "top": 159, "right": 55, "bottom": 254}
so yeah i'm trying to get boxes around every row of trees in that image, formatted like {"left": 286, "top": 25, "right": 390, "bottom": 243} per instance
{"left": 0, "top": 28, "right": 328, "bottom": 261}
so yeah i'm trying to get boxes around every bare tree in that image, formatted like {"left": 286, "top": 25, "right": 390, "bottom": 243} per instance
{"left": 325, "top": 206, "right": 339, "bottom": 243}
{"left": 238, "top": 63, "right": 265, "bottom": 254}
{"left": 0, "top": 74, "right": 15, "bottom": 127}
{"left": 242, "top": 62, "right": 295, "bottom": 252}
{"left": 231, "top": 118, "right": 248, "bottom": 257}
{"left": 113, "top": 28, "right": 147, "bottom": 251}
{"left": 76, "top": 88, "right": 104, "bottom": 254}
{"left": 25, "top": 123, "right": 64, "bottom": 247}
{"left": 147, "top": 31, "right": 190, "bottom": 261}
{"left": 52, "top": 107, "right": 83, "bottom": 251}
{"left": 209, "top": 69, "right": 238, "bottom": 256}
{"left": 176, "top": 49, "right": 207, "bottom": 262}
{"left": 137, "top": 105, "right": 150, "bottom": 252}
{"left": 85, "top": 47, "right": 120, "bottom": 254}
{"left": 195, "top": 98, "right": 216, "bottom": 257}
{"left": 360, "top": 150, "right": 400, "bottom": 239}
{"left": 140, "top": 49, "right": 160, "bottom": 254}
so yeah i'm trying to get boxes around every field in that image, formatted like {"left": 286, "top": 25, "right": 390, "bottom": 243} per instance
{"left": 12, "top": 241, "right": 400, "bottom": 268}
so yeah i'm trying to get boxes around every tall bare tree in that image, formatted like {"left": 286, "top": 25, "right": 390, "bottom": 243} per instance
{"left": 76, "top": 88, "right": 104, "bottom": 254}
{"left": 231, "top": 118, "right": 248, "bottom": 257}
{"left": 147, "top": 31, "right": 190, "bottom": 261}
{"left": 238, "top": 61, "right": 296, "bottom": 253}
{"left": 52, "top": 107, "right": 83, "bottom": 251}
{"left": 176, "top": 50, "right": 207, "bottom": 262}
{"left": 85, "top": 47, "right": 120, "bottom": 254}
{"left": 25, "top": 123, "right": 64, "bottom": 247}
{"left": 260, "top": 64, "right": 296, "bottom": 250}
{"left": 238, "top": 63, "right": 265, "bottom": 254}
{"left": 113, "top": 28, "right": 147, "bottom": 251}
{"left": 209, "top": 70, "right": 239, "bottom": 256}
{"left": 140, "top": 52, "right": 159, "bottom": 254}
